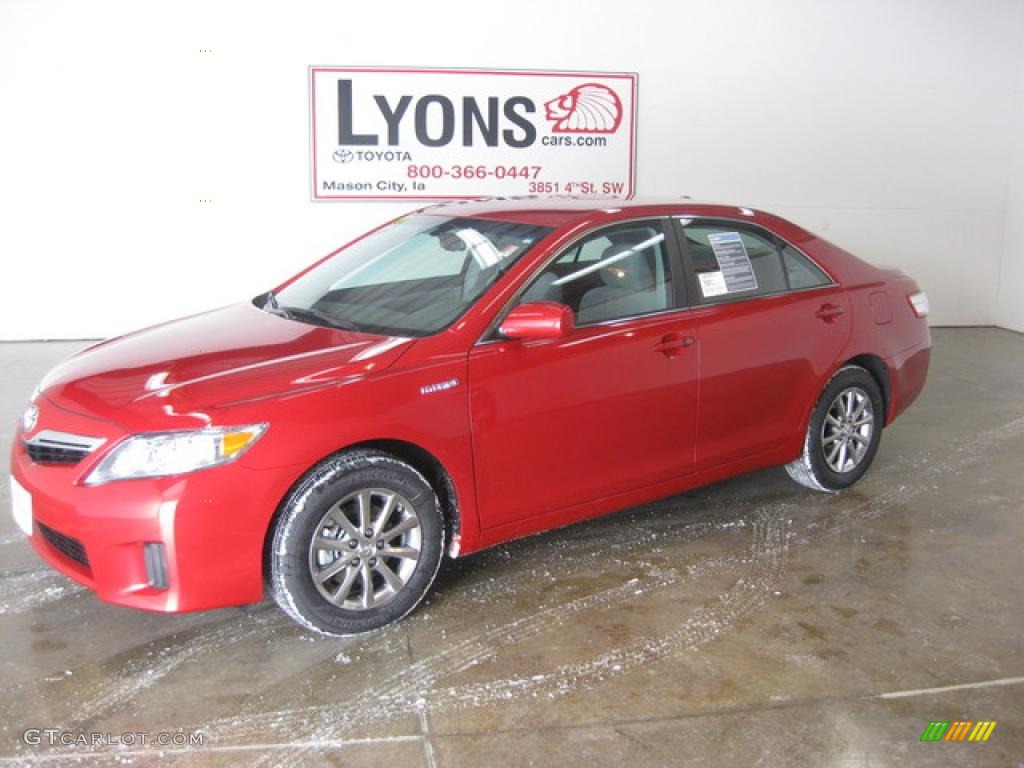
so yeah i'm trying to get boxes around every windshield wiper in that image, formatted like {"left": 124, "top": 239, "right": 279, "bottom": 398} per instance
{"left": 279, "top": 306, "right": 362, "bottom": 332}
{"left": 261, "top": 293, "right": 362, "bottom": 332}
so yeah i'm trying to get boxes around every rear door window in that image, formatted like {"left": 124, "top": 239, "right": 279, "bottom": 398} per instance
{"left": 676, "top": 219, "right": 828, "bottom": 303}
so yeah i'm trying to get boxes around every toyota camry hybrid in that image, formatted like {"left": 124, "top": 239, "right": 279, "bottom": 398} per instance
{"left": 9, "top": 198, "right": 931, "bottom": 635}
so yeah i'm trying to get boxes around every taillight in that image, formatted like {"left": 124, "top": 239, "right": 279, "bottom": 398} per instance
{"left": 907, "top": 291, "right": 929, "bottom": 318}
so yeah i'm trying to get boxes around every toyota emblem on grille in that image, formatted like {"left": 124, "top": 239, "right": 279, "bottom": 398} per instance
{"left": 22, "top": 403, "right": 39, "bottom": 434}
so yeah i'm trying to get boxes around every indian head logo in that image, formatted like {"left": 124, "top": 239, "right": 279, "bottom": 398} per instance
{"left": 544, "top": 83, "right": 623, "bottom": 134}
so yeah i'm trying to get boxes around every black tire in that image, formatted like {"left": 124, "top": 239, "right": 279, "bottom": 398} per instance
{"left": 269, "top": 450, "right": 444, "bottom": 636}
{"left": 785, "top": 365, "right": 884, "bottom": 492}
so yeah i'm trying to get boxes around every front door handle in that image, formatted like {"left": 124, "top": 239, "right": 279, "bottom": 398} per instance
{"left": 654, "top": 333, "right": 695, "bottom": 357}
{"left": 815, "top": 303, "right": 845, "bottom": 322}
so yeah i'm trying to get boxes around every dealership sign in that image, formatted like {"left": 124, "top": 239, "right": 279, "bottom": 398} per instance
{"left": 310, "top": 67, "right": 637, "bottom": 201}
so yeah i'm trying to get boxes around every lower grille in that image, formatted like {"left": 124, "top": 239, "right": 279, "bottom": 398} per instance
{"left": 37, "top": 522, "right": 90, "bottom": 568}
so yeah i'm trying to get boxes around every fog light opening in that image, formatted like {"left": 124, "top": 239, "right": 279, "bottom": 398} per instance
{"left": 144, "top": 542, "right": 168, "bottom": 590}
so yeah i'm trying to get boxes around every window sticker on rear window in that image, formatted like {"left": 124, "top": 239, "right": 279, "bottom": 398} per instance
{"left": 707, "top": 232, "right": 758, "bottom": 294}
{"left": 698, "top": 271, "right": 728, "bottom": 297}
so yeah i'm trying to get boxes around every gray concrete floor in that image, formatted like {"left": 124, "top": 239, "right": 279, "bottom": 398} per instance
{"left": 0, "top": 328, "right": 1022, "bottom": 767}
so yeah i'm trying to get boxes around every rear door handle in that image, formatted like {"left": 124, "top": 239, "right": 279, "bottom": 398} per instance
{"left": 815, "top": 303, "right": 845, "bottom": 322}
{"left": 654, "top": 333, "right": 695, "bottom": 356}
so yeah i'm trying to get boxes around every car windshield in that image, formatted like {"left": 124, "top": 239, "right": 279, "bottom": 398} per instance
{"left": 267, "top": 214, "right": 553, "bottom": 337}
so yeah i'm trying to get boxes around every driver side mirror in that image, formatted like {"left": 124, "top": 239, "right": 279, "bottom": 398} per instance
{"left": 499, "top": 302, "right": 575, "bottom": 340}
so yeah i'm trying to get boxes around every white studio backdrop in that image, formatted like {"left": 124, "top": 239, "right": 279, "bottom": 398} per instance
{"left": 997, "top": 44, "right": 1024, "bottom": 334}
{"left": 1, "top": 0, "right": 1022, "bottom": 340}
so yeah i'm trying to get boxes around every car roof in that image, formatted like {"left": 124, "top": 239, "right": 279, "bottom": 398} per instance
{"left": 420, "top": 196, "right": 766, "bottom": 228}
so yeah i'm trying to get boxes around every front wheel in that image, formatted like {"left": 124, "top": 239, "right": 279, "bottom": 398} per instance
{"left": 786, "top": 366, "right": 884, "bottom": 492}
{"left": 269, "top": 450, "right": 444, "bottom": 635}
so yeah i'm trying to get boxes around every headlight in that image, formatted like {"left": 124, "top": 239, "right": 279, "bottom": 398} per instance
{"left": 85, "top": 424, "right": 268, "bottom": 485}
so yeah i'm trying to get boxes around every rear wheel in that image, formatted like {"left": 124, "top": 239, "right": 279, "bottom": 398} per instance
{"left": 269, "top": 450, "right": 444, "bottom": 635}
{"left": 786, "top": 366, "right": 884, "bottom": 492}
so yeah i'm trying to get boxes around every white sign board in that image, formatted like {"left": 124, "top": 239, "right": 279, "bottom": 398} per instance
{"left": 310, "top": 67, "right": 637, "bottom": 201}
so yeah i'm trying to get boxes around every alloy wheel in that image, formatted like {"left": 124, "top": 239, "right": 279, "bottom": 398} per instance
{"left": 308, "top": 488, "right": 422, "bottom": 610}
{"left": 820, "top": 386, "right": 875, "bottom": 473}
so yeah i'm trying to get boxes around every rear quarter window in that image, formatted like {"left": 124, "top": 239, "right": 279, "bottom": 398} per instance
{"left": 781, "top": 244, "right": 832, "bottom": 289}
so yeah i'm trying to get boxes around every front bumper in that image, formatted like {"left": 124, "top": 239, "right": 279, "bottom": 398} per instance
{"left": 10, "top": 397, "right": 300, "bottom": 613}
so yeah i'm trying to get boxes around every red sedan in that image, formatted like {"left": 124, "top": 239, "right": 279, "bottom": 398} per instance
{"left": 9, "top": 199, "right": 931, "bottom": 635}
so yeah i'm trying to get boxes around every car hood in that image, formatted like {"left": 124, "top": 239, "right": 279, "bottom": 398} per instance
{"left": 39, "top": 302, "right": 414, "bottom": 429}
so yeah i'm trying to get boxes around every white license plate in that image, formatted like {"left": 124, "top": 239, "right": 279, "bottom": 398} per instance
{"left": 9, "top": 476, "right": 33, "bottom": 536}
